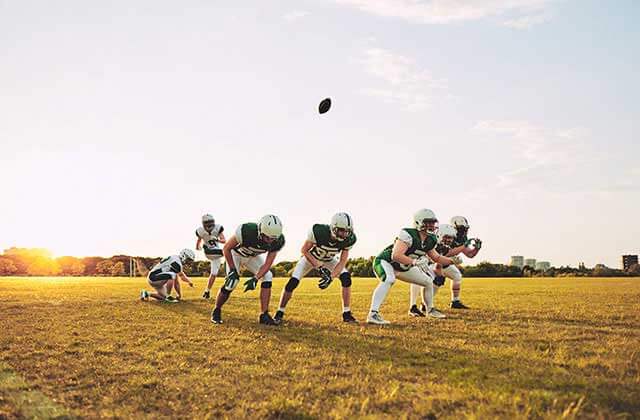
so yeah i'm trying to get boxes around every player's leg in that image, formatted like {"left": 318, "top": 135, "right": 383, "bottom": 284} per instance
{"left": 323, "top": 258, "right": 356, "bottom": 322}
{"left": 408, "top": 284, "right": 426, "bottom": 317}
{"left": 275, "top": 256, "right": 312, "bottom": 323}
{"left": 397, "top": 267, "right": 445, "bottom": 319}
{"left": 145, "top": 270, "right": 177, "bottom": 302}
{"left": 211, "top": 251, "right": 243, "bottom": 324}
{"left": 444, "top": 265, "right": 468, "bottom": 309}
{"left": 243, "top": 255, "right": 276, "bottom": 325}
{"left": 202, "top": 254, "right": 222, "bottom": 299}
{"left": 421, "top": 264, "right": 445, "bottom": 313}
{"left": 367, "top": 259, "right": 395, "bottom": 324}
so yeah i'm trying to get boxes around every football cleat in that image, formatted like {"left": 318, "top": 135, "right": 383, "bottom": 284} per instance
{"left": 140, "top": 290, "right": 149, "bottom": 301}
{"left": 408, "top": 305, "right": 426, "bottom": 317}
{"left": 274, "top": 310, "right": 285, "bottom": 324}
{"left": 342, "top": 311, "right": 357, "bottom": 323}
{"left": 202, "top": 290, "right": 211, "bottom": 299}
{"left": 164, "top": 296, "right": 179, "bottom": 303}
{"left": 366, "top": 311, "right": 390, "bottom": 325}
{"left": 211, "top": 308, "right": 223, "bottom": 324}
{"left": 451, "top": 300, "right": 470, "bottom": 309}
{"left": 420, "top": 303, "right": 427, "bottom": 313}
{"left": 428, "top": 308, "right": 447, "bottom": 319}
{"left": 259, "top": 312, "right": 277, "bottom": 326}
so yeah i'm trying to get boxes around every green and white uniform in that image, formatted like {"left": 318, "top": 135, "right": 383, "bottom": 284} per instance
{"left": 292, "top": 224, "right": 356, "bottom": 279}
{"left": 370, "top": 228, "right": 437, "bottom": 313}
{"left": 196, "top": 224, "right": 224, "bottom": 275}
{"left": 228, "top": 222, "right": 285, "bottom": 287}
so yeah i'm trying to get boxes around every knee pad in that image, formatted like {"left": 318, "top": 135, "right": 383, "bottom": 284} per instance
{"left": 285, "top": 277, "right": 300, "bottom": 292}
{"left": 261, "top": 281, "right": 272, "bottom": 289}
{"left": 339, "top": 272, "right": 352, "bottom": 288}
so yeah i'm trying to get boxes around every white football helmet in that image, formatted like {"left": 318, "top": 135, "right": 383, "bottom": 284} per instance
{"left": 202, "top": 214, "right": 215, "bottom": 231}
{"left": 258, "top": 214, "right": 283, "bottom": 240}
{"left": 179, "top": 248, "right": 196, "bottom": 263}
{"left": 414, "top": 209, "right": 438, "bottom": 232}
{"left": 330, "top": 212, "right": 353, "bottom": 241}
{"left": 450, "top": 216, "right": 470, "bottom": 235}
{"left": 437, "top": 224, "right": 457, "bottom": 245}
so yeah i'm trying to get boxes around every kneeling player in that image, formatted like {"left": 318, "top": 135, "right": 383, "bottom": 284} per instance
{"left": 210, "top": 215, "right": 285, "bottom": 325}
{"left": 275, "top": 212, "right": 357, "bottom": 324}
{"left": 140, "top": 249, "right": 195, "bottom": 302}
{"left": 195, "top": 214, "right": 226, "bottom": 299}
{"left": 367, "top": 209, "right": 456, "bottom": 325}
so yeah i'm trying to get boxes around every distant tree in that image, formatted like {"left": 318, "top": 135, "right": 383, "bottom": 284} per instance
{"left": 82, "top": 257, "right": 106, "bottom": 276}
{"left": 57, "top": 256, "right": 85, "bottom": 276}
{"left": 26, "top": 257, "right": 61, "bottom": 276}
{"left": 0, "top": 257, "right": 18, "bottom": 275}
{"left": 110, "top": 261, "right": 126, "bottom": 276}
{"left": 95, "top": 261, "right": 114, "bottom": 276}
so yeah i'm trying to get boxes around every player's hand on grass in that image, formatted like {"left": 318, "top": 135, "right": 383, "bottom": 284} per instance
{"left": 243, "top": 277, "right": 258, "bottom": 292}
{"left": 318, "top": 267, "right": 332, "bottom": 289}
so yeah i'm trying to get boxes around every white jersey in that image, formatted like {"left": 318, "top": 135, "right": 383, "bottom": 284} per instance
{"left": 150, "top": 255, "right": 183, "bottom": 274}
{"left": 196, "top": 224, "right": 224, "bottom": 254}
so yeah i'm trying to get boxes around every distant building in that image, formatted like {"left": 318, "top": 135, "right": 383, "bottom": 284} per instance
{"left": 535, "top": 261, "right": 551, "bottom": 271}
{"left": 524, "top": 258, "right": 537, "bottom": 268}
{"left": 622, "top": 255, "right": 639, "bottom": 271}
{"left": 510, "top": 256, "right": 524, "bottom": 268}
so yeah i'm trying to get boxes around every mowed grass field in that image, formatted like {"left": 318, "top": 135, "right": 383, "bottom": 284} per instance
{"left": 1, "top": 277, "right": 639, "bottom": 419}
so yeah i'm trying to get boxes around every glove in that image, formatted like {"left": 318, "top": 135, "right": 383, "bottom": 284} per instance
{"left": 243, "top": 276, "right": 258, "bottom": 292}
{"left": 474, "top": 238, "right": 482, "bottom": 250}
{"left": 433, "top": 275, "right": 445, "bottom": 287}
{"left": 413, "top": 257, "right": 431, "bottom": 272}
{"left": 318, "top": 267, "right": 333, "bottom": 289}
{"left": 464, "top": 239, "right": 473, "bottom": 247}
{"left": 224, "top": 269, "right": 239, "bottom": 291}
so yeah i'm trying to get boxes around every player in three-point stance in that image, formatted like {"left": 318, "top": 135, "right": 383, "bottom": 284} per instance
{"left": 408, "top": 216, "right": 482, "bottom": 316}
{"left": 274, "top": 212, "right": 357, "bottom": 325}
{"left": 210, "top": 215, "right": 285, "bottom": 325}
{"left": 367, "top": 209, "right": 457, "bottom": 325}
{"left": 195, "top": 214, "right": 226, "bottom": 299}
{"left": 140, "top": 249, "right": 195, "bottom": 303}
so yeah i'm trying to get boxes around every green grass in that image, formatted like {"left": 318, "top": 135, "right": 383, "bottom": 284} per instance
{"left": 0, "top": 277, "right": 639, "bottom": 419}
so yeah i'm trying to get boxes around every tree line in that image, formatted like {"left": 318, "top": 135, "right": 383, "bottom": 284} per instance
{"left": 0, "top": 247, "right": 638, "bottom": 277}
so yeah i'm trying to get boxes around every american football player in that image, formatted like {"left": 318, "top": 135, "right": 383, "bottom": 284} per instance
{"left": 140, "top": 249, "right": 195, "bottom": 302}
{"left": 195, "top": 214, "right": 226, "bottom": 299}
{"left": 211, "top": 215, "right": 285, "bottom": 325}
{"left": 274, "top": 213, "right": 357, "bottom": 324}
{"left": 367, "top": 209, "right": 456, "bottom": 325}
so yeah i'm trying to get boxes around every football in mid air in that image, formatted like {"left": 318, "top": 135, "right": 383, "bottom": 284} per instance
{"left": 318, "top": 97, "right": 332, "bottom": 114}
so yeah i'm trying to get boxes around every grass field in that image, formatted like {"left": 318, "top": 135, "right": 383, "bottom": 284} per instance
{"left": 0, "top": 277, "right": 639, "bottom": 419}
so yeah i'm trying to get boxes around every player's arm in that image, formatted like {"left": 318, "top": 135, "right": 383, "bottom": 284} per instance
{"left": 426, "top": 248, "right": 455, "bottom": 266}
{"left": 446, "top": 245, "right": 464, "bottom": 257}
{"left": 332, "top": 249, "right": 349, "bottom": 278}
{"left": 463, "top": 247, "right": 479, "bottom": 258}
{"left": 223, "top": 236, "right": 239, "bottom": 270}
{"left": 195, "top": 237, "right": 203, "bottom": 251}
{"left": 178, "top": 271, "right": 193, "bottom": 287}
{"left": 217, "top": 231, "right": 226, "bottom": 244}
{"left": 391, "top": 240, "right": 415, "bottom": 266}
{"left": 255, "top": 251, "right": 278, "bottom": 280}
{"left": 301, "top": 240, "right": 322, "bottom": 269}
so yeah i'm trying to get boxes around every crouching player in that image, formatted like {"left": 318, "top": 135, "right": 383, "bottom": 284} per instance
{"left": 367, "top": 209, "right": 457, "bottom": 325}
{"left": 275, "top": 212, "right": 357, "bottom": 324}
{"left": 210, "top": 215, "right": 285, "bottom": 325}
{"left": 140, "top": 249, "right": 195, "bottom": 302}
{"left": 195, "top": 214, "right": 226, "bottom": 299}
{"left": 409, "top": 217, "right": 481, "bottom": 314}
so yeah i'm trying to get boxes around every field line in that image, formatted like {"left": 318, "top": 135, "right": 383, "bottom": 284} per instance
{"left": 0, "top": 361, "right": 73, "bottom": 419}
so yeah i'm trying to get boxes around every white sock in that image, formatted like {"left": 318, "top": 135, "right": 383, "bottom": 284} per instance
{"left": 278, "top": 307, "right": 286, "bottom": 313}
{"left": 370, "top": 281, "right": 393, "bottom": 312}
{"left": 409, "top": 284, "right": 421, "bottom": 307}
{"left": 205, "top": 288, "right": 210, "bottom": 292}
{"left": 452, "top": 296, "right": 460, "bottom": 302}
{"left": 343, "top": 306, "right": 350, "bottom": 313}
{"left": 421, "top": 282, "right": 434, "bottom": 310}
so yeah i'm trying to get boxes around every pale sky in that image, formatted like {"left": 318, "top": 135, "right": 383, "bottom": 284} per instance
{"left": 1, "top": 0, "right": 638, "bottom": 268}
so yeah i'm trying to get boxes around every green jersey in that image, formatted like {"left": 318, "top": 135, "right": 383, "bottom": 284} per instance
{"left": 233, "top": 223, "right": 285, "bottom": 257}
{"left": 307, "top": 224, "right": 356, "bottom": 262}
{"left": 377, "top": 228, "right": 437, "bottom": 272}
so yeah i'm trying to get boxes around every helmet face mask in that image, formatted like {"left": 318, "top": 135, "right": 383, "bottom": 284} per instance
{"left": 437, "top": 224, "right": 457, "bottom": 245}
{"left": 330, "top": 213, "right": 354, "bottom": 242}
{"left": 202, "top": 214, "right": 215, "bottom": 232}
